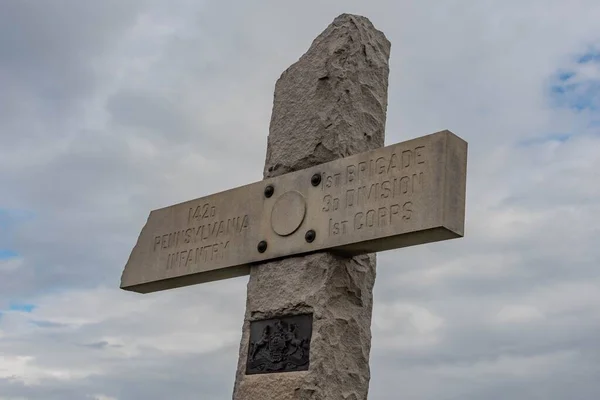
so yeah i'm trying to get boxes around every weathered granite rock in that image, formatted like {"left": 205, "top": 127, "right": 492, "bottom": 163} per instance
{"left": 263, "top": 14, "right": 390, "bottom": 178}
{"left": 232, "top": 14, "right": 390, "bottom": 400}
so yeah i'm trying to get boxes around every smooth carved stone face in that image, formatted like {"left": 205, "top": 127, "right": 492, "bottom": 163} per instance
{"left": 270, "top": 191, "right": 307, "bottom": 237}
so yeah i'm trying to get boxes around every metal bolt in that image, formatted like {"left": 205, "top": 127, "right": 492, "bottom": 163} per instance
{"left": 257, "top": 240, "right": 268, "bottom": 253}
{"left": 311, "top": 173, "right": 321, "bottom": 187}
{"left": 264, "top": 185, "right": 274, "bottom": 198}
{"left": 305, "top": 229, "right": 316, "bottom": 243}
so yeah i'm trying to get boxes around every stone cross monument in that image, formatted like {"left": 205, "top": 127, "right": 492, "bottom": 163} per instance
{"left": 120, "top": 14, "right": 467, "bottom": 400}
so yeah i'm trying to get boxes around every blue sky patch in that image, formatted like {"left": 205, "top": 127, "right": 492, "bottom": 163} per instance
{"left": 558, "top": 71, "right": 575, "bottom": 82}
{"left": 9, "top": 303, "right": 36, "bottom": 313}
{"left": 578, "top": 51, "right": 600, "bottom": 64}
{"left": 0, "top": 249, "right": 18, "bottom": 259}
{"left": 549, "top": 52, "right": 600, "bottom": 113}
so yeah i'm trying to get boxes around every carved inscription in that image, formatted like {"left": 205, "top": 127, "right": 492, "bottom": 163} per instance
{"left": 121, "top": 130, "right": 467, "bottom": 294}
{"left": 152, "top": 203, "right": 250, "bottom": 270}
{"left": 319, "top": 146, "right": 427, "bottom": 237}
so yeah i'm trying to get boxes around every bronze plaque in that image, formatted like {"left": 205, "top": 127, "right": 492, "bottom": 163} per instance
{"left": 246, "top": 314, "right": 313, "bottom": 375}
{"left": 120, "top": 130, "right": 467, "bottom": 293}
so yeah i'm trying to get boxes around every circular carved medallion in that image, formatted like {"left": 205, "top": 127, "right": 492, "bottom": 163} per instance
{"left": 270, "top": 191, "right": 306, "bottom": 236}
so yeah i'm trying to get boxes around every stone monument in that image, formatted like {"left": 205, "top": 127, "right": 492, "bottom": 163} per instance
{"left": 120, "top": 14, "right": 467, "bottom": 400}
{"left": 232, "top": 14, "right": 391, "bottom": 399}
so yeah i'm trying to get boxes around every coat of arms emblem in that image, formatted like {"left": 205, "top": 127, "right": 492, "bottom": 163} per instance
{"left": 246, "top": 315, "right": 312, "bottom": 374}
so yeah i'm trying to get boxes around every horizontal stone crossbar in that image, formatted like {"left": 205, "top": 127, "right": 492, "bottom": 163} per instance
{"left": 120, "top": 130, "right": 467, "bottom": 293}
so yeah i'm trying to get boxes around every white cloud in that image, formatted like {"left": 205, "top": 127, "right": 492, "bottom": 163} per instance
{"left": 0, "top": 257, "right": 23, "bottom": 272}
{"left": 0, "top": 354, "right": 97, "bottom": 386}
{"left": 91, "top": 395, "right": 118, "bottom": 400}
{"left": 374, "top": 303, "right": 444, "bottom": 349}
{"left": 494, "top": 305, "right": 545, "bottom": 324}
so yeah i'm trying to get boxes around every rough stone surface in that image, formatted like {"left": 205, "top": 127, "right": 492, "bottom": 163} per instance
{"left": 232, "top": 13, "right": 391, "bottom": 400}
{"left": 263, "top": 13, "right": 390, "bottom": 178}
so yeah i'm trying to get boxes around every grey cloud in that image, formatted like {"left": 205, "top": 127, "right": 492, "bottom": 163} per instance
{"left": 81, "top": 341, "right": 110, "bottom": 349}
{"left": 0, "top": 2, "right": 147, "bottom": 81}
{"left": 0, "top": 0, "right": 151, "bottom": 131}
{"left": 30, "top": 320, "right": 71, "bottom": 329}
{"left": 106, "top": 90, "right": 189, "bottom": 137}
{"left": 1, "top": 0, "right": 600, "bottom": 399}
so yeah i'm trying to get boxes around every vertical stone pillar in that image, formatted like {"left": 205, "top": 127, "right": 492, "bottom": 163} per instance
{"left": 233, "top": 14, "right": 391, "bottom": 400}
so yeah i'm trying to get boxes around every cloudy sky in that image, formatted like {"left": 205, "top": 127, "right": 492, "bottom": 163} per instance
{"left": 1, "top": 0, "right": 600, "bottom": 399}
